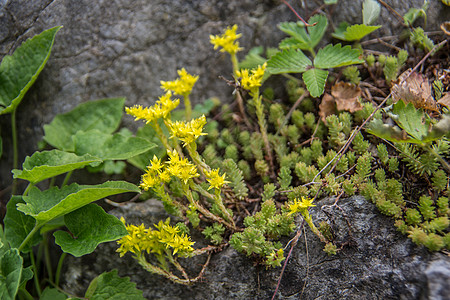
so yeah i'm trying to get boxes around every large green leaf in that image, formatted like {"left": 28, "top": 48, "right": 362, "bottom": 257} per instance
{"left": 392, "top": 100, "right": 429, "bottom": 141}
{"left": 239, "top": 46, "right": 266, "bottom": 69}
{"left": 74, "top": 130, "right": 155, "bottom": 161}
{"left": 363, "top": 0, "right": 381, "bottom": 25}
{"left": 0, "top": 247, "right": 22, "bottom": 300}
{"left": 54, "top": 203, "right": 127, "bottom": 257}
{"left": 12, "top": 150, "right": 101, "bottom": 184}
{"left": 302, "top": 68, "right": 328, "bottom": 98}
{"left": 127, "top": 124, "right": 165, "bottom": 171}
{"left": 278, "top": 14, "right": 327, "bottom": 51}
{"left": 365, "top": 119, "right": 418, "bottom": 143}
{"left": 17, "top": 181, "right": 139, "bottom": 224}
{"left": 43, "top": 98, "right": 125, "bottom": 151}
{"left": 266, "top": 49, "right": 312, "bottom": 74}
{"left": 40, "top": 287, "right": 67, "bottom": 300}
{"left": 84, "top": 270, "right": 144, "bottom": 300}
{"left": 314, "top": 44, "right": 364, "bottom": 69}
{"left": 0, "top": 26, "right": 61, "bottom": 115}
{"left": 332, "top": 23, "right": 381, "bottom": 41}
{"left": 4, "top": 197, "right": 42, "bottom": 253}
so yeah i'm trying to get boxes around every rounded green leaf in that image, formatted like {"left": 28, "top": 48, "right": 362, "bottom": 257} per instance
{"left": 54, "top": 203, "right": 127, "bottom": 257}
{"left": 0, "top": 248, "right": 23, "bottom": 300}
{"left": 12, "top": 150, "right": 101, "bottom": 184}
{"left": 43, "top": 98, "right": 125, "bottom": 151}
{"left": 85, "top": 270, "right": 144, "bottom": 300}
{"left": 302, "top": 68, "right": 328, "bottom": 98}
{"left": 0, "top": 26, "right": 61, "bottom": 115}
{"left": 17, "top": 181, "right": 140, "bottom": 224}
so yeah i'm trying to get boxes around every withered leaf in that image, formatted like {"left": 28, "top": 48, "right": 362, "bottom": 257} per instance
{"left": 437, "top": 93, "right": 450, "bottom": 108}
{"left": 391, "top": 69, "right": 438, "bottom": 111}
{"left": 331, "top": 82, "right": 363, "bottom": 112}
{"left": 319, "top": 93, "right": 336, "bottom": 123}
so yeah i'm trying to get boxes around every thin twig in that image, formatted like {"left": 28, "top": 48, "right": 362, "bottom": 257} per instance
{"left": 277, "top": 91, "right": 310, "bottom": 135}
{"left": 282, "top": 0, "right": 317, "bottom": 27}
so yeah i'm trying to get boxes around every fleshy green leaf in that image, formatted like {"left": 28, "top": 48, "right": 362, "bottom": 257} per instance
{"left": 0, "top": 248, "right": 23, "bottom": 300}
{"left": 84, "top": 270, "right": 144, "bottom": 300}
{"left": 40, "top": 287, "right": 67, "bottom": 300}
{"left": 267, "top": 49, "right": 312, "bottom": 74}
{"left": 332, "top": 23, "right": 381, "bottom": 41}
{"left": 4, "top": 197, "right": 42, "bottom": 253}
{"left": 278, "top": 15, "right": 327, "bottom": 51}
{"left": 314, "top": 44, "right": 364, "bottom": 69}
{"left": 17, "top": 181, "right": 140, "bottom": 224}
{"left": 43, "top": 98, "right": 125, "bottom": 151}
{"left": 363, "top": 0, "right": 381, "bottom": 25}
{"left": 12, "top": 150, "right": 101, "bottom": 184}
{"left": 54, "top": 203, "right": 127, "bottom": 257}
{"left": 0, "top": 26, "right": 61, "bottom": 115}
{"left": 302, "top": 68, "right": 328, "bottom": 98}
{"left": 73, "top": 130, "right": 155, "bottom": 161}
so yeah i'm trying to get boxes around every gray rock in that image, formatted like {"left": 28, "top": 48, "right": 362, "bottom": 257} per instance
{"left": 61, "top": 196, "right": 450, "bottom": 299}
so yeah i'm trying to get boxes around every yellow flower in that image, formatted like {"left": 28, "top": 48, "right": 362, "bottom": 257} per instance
{"left": 288, "top": 197, "right": 316, "bottom": 215}
{"left": 210, "top": 24, "right": 243, "bottom": 55}
{"left": 167, "top": 115, "right": 207, "bottom": 146}
{"left": 205, "top": 168, "right": 229, "bottom": 190}
{"left": 140, "top": 169, "right": 161, "bottom": 191}
{"left": 125, "top": 92, "right": 179, "bottom": 124}
{"left": 161, "top": 68, "right": 199, "bottom": 96}
{"left": 235, "top": 62, "right": 267, "bottom": 96}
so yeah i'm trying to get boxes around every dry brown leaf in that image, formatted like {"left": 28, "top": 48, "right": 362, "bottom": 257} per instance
{"left": 331, "top": 82, "right": 363, "bottom": 113}
{"left": 437, "top": 93, "right": 450, "bottom": 108}
{"left": 319, "top": 93, "right": 336, "bottom": 123}
{"left": 391, "top": 69, "right": 438, "bottom": 111}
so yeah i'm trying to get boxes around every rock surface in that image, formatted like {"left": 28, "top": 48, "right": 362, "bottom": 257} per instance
{"left": 61, "top": 196, "right": 450, "bottom": 299}
{"left": 1, "top": 0, "right": 449, "bottom": 190}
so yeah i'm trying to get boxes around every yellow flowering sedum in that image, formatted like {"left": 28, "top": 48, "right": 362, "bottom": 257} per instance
{"left": 117, "top": 218, "right": 195, "bottom": 258}
{"left": 161, "top": 68, "right": 199, "bottom": 96}
{"left": 235, "top": 62, "right": 267, "bottom": 96}
{"left": 205, "top": 168, "right": 229, "bottom": 190}
{"left": 210, "top": 24, "right": 242, "bottom": 55}
{"left": 125, "top": 91, "right": 180, "bottom": 124}
{"left": 288, "top": 197, "right": 316, "bottom": 215}
{"left": 167, "top": 115, "right": 207, "bottom": 146}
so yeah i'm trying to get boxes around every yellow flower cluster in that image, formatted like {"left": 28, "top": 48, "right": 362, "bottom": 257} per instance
{"left": 287, "top": 197, "right": 316, "bottom": 215}
{"left": 205, "top": 168, "right": 229, "bottom": 191}
{"left": 140, "top": 151, "right": 199, "bottom": 190}
{"left": 167, "top": 115, "right": 207, "bottom": 146}
{"left": 125, "top": 92, "right": 180, "bottom": 124}
{"left": 210, "top": 24, "right": 242, "bottom": 55}
{"left": 161, "top": 68, "right": 199, "bottom": 96}
{"left": 235, "top": 62, "right": 267, "bottom": 95}
{"left": 117, "top": 218, "right": 195, "bottom": 257}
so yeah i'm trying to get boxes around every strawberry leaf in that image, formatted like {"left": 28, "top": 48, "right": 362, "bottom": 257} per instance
{"left": 267, "top": 49, "right": 312, "bottom": 74}
{"left": 302, "top": 68, "right": 328, "bottom": 98}
{"left": 314, "top": 44, "right": 364, "bottom": 69}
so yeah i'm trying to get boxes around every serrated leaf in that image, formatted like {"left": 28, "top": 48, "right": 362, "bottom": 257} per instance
{"left": 54, "top": 203, "right": 127, "bottom": 257}
{"left": 302, "top": 68, "right": 328, "bottom": 98}
{"left": 278, "top": 14, "right": 327, "bottom": 51}
{"left": 17, "top": 181, "right": 140, "bottom": 224}
{"left": 19, "top": 266, "right": 33, "bottom": 288}
{"left": 392, "top": 100, "right": 429, "bottom": 141}
{"left": 314, "top": 44, "right": 364, "bottom": 69}
{"left": 0, "top": 248, "right": 22, "bottom": 300}
{"left": 332, "top": 24, "right": 381, "bottom": 41}
{"left": 363, "top": 0, "right": 381, "bottom": 25}
{"left": 0, "top": 26, "right": 61, "bottom": 115}
{"left": 73, "top": 130, "right": 155, "bottom": 161}
{"left": 85, "top": 270, "right": 144, "bottom": 300}
{"left": 366, "top": 119, "right": 420, "bottom": 143}
{"left": 267, "top": 49, "right": 312, "bottom": 74}
{"left": 4, "top": 197, "right": 42, "bottom": 253}
{"left": 40, "top": 287, "right": 67, "bottom": 300}
{"left": 239, "top": 46, "right": 266, "bottom": 69}
{"left": 12, "top": 150, "right": 101, "bottom": 184}
{"left": 43, "top": 98, "right": 125, "bottom": 151}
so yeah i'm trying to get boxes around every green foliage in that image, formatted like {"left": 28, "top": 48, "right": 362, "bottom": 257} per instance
{"left": 0, "top": 27, "right": 61, "bottom": 115}
{"left": 418, "top": 196, "right": 436, "bottom": 221}
{"left": 383, "top": 56, "right": 399, "bottom": 84}
{"left": 84, "top": 270, "right": 144, "bottom": 299}
{"left": 403, "top": 1, "right": 429, "bottom": 26}
{"left": 431, "top": 170, "right": 448, "bottom": 192}
{"left": 332, "top": 23, "right": 381, "bottom": 41}
{"left": 222, "top": 159, "right": 249, "bottom": 200}
{"left": 433, "top": 80, "right": 444, "bottom": 100}
{"left": 362, "top": 0, "right": 381, "bottom": 25}
{"left": 410, "top": 27, "right": 434, "bottom": 52}
{"left": 377, "top": 144, "right": 389, "bottom": 165}
{"left": 53, "top": 204, "right": 127, "bottom": 257}
{"left": 342, "top": 66, "right": 361, "bottom": 84}
{"left": 262, "top": 183, "right": 277, "bottom": 202}
{"left": 202, "top": 223, "right": 225, "bottom": 245}
{"left": 0, "top": 245, "right": 24, "bottom": 300}
{"left": 278, "top": 166, "right": 293, "bottom": 190}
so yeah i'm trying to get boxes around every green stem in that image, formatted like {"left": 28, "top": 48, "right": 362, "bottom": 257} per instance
{"left": 183, "top": 94, "right": 192, "bottom": 120}
{"left": 231, "top": 53, "right": 239, "bottom": 74}
{"left": 281, "top": 73, "right": 302, "bottom": 84}
{"left": 12, "top": 109, "right": 19, "bottom": 194}
{"left": 186, "top": 142, "right": 210, "bottom": 174}
{"left": 18, "top": 222, "right": 43, "bottom": 252}
{"left": 301, "top": 210, "right": 328, "bottom": 243}
{"left": 43, "top": 232, "right": 54, "bottom": 282}
{"left": 23, "top": 182, "right": 33, "bottom": 197}
{"left": 18, "top": 287, "right": 35, "bottom": 300}
{"left": 137, "top": 254, "right": 190, "bottom": 285}
{"left": 152, "top": 121, "right": 173, "bottom": 152}
{"left": 55, "top": 252, "right": 67, "bottom": 287}
{"left": 29, "top": 251, "right": 42, "bottom": 297}
{"left": 61, "top": 170, "right": 73, "bottom": 187}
